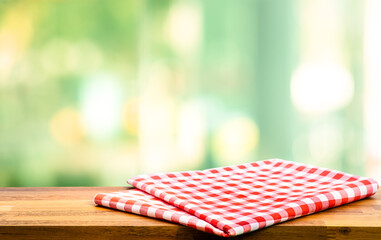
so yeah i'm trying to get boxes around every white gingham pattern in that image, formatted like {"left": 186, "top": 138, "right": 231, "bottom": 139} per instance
{"left": 94, "top": 159, "right": 379, "bottom": 237}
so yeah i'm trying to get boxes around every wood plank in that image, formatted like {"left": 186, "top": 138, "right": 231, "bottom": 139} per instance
{"left": 0, "top": 187, "right": 380, "bottom": 239}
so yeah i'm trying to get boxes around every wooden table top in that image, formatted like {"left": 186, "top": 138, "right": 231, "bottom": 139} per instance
{"left": 0, "top": 187, "right": 380, "bottom": 239}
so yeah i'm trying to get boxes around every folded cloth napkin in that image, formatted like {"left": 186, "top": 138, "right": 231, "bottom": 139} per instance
{"left": 94, "top": 159, "right": 378, "bottom": 237}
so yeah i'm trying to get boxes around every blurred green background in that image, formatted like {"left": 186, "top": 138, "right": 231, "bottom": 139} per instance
{"left": 1, "top": 0, "right": 380, "bottom": 187}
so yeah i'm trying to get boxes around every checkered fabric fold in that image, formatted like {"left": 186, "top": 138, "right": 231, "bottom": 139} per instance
{"left": 94, "top": 159, "right": 379, "bottom": 237}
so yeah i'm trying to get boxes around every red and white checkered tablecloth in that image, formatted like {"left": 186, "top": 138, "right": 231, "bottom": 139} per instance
{"left": 94, "top": 159, "right": 379, "bottom": 237}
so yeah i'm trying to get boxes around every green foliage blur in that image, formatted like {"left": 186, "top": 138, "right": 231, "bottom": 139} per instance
{"left": 0, "top": 0, "right": 374, "bottom": 186}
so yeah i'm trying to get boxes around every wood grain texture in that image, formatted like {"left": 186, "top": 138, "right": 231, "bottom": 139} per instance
{"left": 0, "top": 187, "right": 380, "bottom": 239}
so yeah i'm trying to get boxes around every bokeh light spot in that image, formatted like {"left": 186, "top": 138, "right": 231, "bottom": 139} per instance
{"left": 165, "top": 1, "right": 202, "bottom": 55}
{"left": 80, "top": 73, "right": 123, "bottom": 141}
{"left": 122, "top": 97, "right": 140, "bottom": 136}
{"left": 291, "top": 62, "right": 354, "bottom": 115}
{"left": 213, "top": 116, "right": 259, "bottom": 165}
{"left": 50, "top": 107, "right": 84, "bottom": 146}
